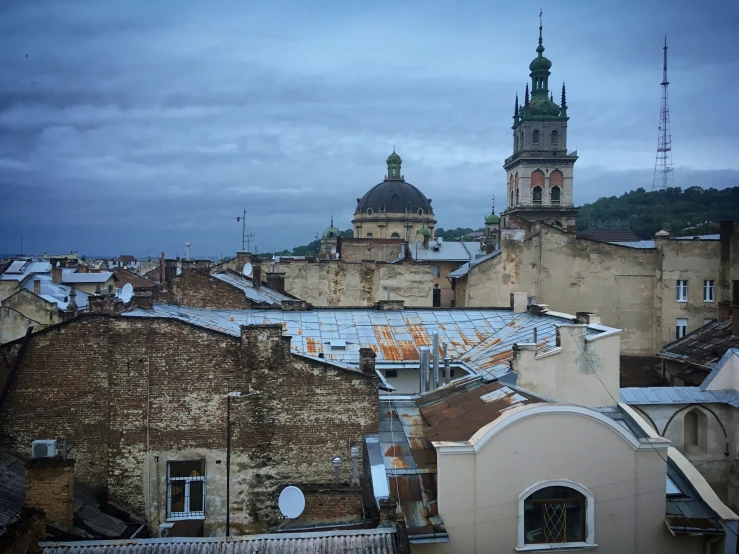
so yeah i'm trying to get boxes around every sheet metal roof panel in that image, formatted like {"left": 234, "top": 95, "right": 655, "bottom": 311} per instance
{"left": 410, "top": 242, "right": 482, "bottom": 262}
{"left": 621, "top": 387, "right": 739, "bottom": 405}
{"left": 1, "top": 261, "right": 52, "bottom": 281}
{"left": 607, "top": 240, "right": 656, "bottom": 249}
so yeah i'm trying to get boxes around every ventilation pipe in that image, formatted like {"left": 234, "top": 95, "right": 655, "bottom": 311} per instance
{"left": 419, "top": 346, "right": 431, "bottom": 393}
{"left": 332, "top": 456, "right": 343, "bottom": 485}
{"left": 432, "top": 331, "right": 440, "bottom": 389}
{"left": 350, "top": 446, "right": 360, "bottom": 486}
{"left": 443, "top": 343, "right": 451, "bottom": 385}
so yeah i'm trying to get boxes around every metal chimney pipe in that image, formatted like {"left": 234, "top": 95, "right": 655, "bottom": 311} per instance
{"left": 533, "top": 327, "right": 538, "bottom": 344}
{"left": 432, "top": 331, "right": 439, "bottom": 389}
{"left": 350, "top": 446, "right": 360, "bottom": 485}
{"left": 444, "top": 357, "right": 451, "bottom": 385}
{"left": 419, "top": 346, "right": 431, "bottom": 393}
{"left": 332, "top": 456, "right": 343, "bottom": 485}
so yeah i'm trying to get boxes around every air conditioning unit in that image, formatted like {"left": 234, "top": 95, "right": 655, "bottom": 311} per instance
{"left": 31, "top": 440, "right": 57, "bottom": 458}
{"left": 159, "top": 522, "right": 175, "bottom": 538}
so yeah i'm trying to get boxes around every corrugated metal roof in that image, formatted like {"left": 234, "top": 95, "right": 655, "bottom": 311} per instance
{"left": 445, "top": 250, "right": 500, "bottom": 279}
{"left": 21, "top": 274, "right": 89, "bottom": 311}
{"left": 123, "top": 305, "right": 603, "bottom": 378}
{"left": 607, "top": 240, "right": 656, "bottom": 249}
{"left": 41, "top": 528, "right": 402, "bottom": 553}
{"left": 673, "top": 234, "right": 720, "bottom": 241}
{"left": 213, "top": 271, "right": 292, "bottom": 305}
{"left": 621, "top": 387, "right": 739, "bottom": 408}
{"left": 61, "top": 269, "right": 113, "bottom": 284}
{"left": 1, "top": 260, "right": 52, "bottom": 281}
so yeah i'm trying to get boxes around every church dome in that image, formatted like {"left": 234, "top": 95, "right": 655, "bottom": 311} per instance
{"left": 322, "top": 225, "right": 340, "bottom": 239}
{"left": 526, "top": 96, "right": 560, "bottom": 117}
{"left": 486, "top": 213, "right": 500, "bottom": 225}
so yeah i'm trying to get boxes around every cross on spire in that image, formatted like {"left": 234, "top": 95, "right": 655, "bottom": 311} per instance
{"left": 539, "top": 9, "right": 543, "bottom": 44}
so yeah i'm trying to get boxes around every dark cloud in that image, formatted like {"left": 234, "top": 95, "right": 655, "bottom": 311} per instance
{"left": 0, "top": 0, "right": 736, "bottom": 257}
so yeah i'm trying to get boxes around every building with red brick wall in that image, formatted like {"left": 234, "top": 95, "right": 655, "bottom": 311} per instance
{"left": 0, "top": 314, "right": 380, "bottom": 536}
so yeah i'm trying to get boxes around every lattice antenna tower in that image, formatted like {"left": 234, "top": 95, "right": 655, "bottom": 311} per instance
{"left": 652, "top": 37, "right": 673, "bottom": 191}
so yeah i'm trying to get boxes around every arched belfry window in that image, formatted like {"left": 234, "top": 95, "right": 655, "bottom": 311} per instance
{"left": 550, "top": 185, "right": 561, "bottom": 205}
{"left": 532, "top": 130, "right": 540, "bottom": 145}
{"left": 532, "top": 186, "right": 542, "bottom": 205}
{"left": 551, "top": 130, "right": 559, "bottom": 148}
{"left": 519, "top": 481, "right": 594, "bottom": 548}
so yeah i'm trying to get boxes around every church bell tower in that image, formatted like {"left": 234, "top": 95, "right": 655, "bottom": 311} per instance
{"left": 502, "top": 14, "right": 579, "bottom": 232}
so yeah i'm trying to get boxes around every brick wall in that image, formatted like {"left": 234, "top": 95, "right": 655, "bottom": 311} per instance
{"left": 153, "top": 269, "right": 253, "bottom": 309}
{"left": 0, "top": 507, "right": 45, "bottom": 554}
{"left": 296, "top": 483, "right": 363, "bottom": 523}
{"left": 25, "top": 458, "right": 74, "bottom": 529}
{"left": 339, "top": 238, "right": 404, "bottom": 263}
{"left": 0, "top": 315, "right": 379, "bottom": 536}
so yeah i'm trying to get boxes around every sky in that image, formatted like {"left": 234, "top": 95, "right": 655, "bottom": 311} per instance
{"left": 1, "top": 0, "right": 738, "bottom": 258}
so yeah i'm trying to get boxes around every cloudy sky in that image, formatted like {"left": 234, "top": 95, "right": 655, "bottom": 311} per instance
{"left": 1, "top": 0, "right": 737, "bottom": 258}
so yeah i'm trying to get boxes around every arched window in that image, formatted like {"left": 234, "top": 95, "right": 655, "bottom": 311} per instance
{"left": 532, "top": 186, "right": 542, "bottom": 205}
{"left": 519, "top": 482, "right": 594, "bottom": 547}
{"left": 392, "top": 168, "right": 397, "bottom": 177}
{"left": 683, "top": 409, "right": 707, "bottom": 453}
{"left": 516, "top": 188, "right": 519, "bottom": 205}
{"left": 550, "top": 185, "right": 561, "bottom": 205}
{"left": 367, "top": 208, "right": 373, "bottom": 216}
{"left": 520, "top": 131, "right": 525, "bottom": 150}
{"left": 366, "top": 232, "right": 373, "bottom": 238}
{"left": 532, "top": 130, "right": 540, "bottom": 146}
{"left": 510, "top": 190, "right": 514, "bottom": 207}
{"left": 418, "top": 208, "right": 424, "bottom": 216}
{"left": 514, "top": 134, "right": 519, "bottom": 152}
{"left": 551, "top": 130, "right": 559, "bottom": 148}
{"left": 391, "top": 232, "right": 400, "bottom": 239}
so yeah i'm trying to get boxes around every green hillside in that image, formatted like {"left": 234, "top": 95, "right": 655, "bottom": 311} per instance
{"left": 576, "top": 186, "right": 739, "bottom": 239}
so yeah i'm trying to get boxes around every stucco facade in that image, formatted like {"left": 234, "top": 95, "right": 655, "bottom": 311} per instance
{"left": 452, "top": 222, "right": 735, "bottom": 356}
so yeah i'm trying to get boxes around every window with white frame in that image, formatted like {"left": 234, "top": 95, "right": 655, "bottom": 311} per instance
{"left": 432, "top": 266, "right": 441, "bottom": 278}
{"left": 676, "top": 318, "right": 688, "bottom": 340}
{"left": 676, "top": 280, "right": 688, "bottom": 302}
{"left": 703, "top": 280, "right": 714, "bottom": 302}
{"left": 168, "top": 460, "right": 206, "bottom": 520}
{"left": 519, "top": 481, "right": 595, "bottom": 550}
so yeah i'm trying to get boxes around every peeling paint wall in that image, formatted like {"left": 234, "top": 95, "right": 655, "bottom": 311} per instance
{"left": 275, "top": 259, "right": 432, "bottom": 307}
{"left": 1, "top": 290, "right": 65, "bottom": 343}
{"left": 0, "top": 316, "right": 379, "bottom": 536}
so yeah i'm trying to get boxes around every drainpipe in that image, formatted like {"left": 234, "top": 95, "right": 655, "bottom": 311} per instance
{"left": 419, "top": 347, "right": 430, "bottom": 393}
{"left": 432, "top": 331, "right": 439, "bottom": 389}
{"left": 704, "top": 534, "right": 720, "bottom": 554}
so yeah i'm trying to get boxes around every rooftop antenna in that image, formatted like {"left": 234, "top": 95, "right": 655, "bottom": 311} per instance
{"left": 235, "top": 208, "right": 255, "bottom": 252}
{"left": 652, "top": 36, "right": 673, "bottom": 191}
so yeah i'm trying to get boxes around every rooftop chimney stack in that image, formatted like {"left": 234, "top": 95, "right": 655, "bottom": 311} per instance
{"left": 52, "top": 265, "right": 62, "bottom": 284}
{"left": 33, "top": 279, "right": 40, "bottom": 296}
{"left": 160, "top": 252, "right": 165, "bottom": 285}
{"left": 67, "top": 287, "right": 78, "bottom": 314}
{"left": 359, "top": 347, "right": 377, "bottom": 376}
{"left": 432, "top": 331, "right": 440, "bottom": 389}
{"left": 25, "top": 458, "right": 75, "bottom": 530}
{"left": 251, "top": 257, "right": 262, "bottom": 289}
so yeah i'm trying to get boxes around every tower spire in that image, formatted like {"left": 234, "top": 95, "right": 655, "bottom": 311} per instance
{"left": 524, "top": 83, "right": 529, "bottom": 104}
{"left": 652, "top": 36, "right": 673, "bottom": 191}
{"left": 561, "top": 81, "right": 567, "bottom": 107}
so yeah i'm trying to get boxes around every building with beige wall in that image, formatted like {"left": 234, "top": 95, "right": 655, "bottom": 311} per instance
{"left": 449, "top": 220, "right": 736, "bottom": 356}
{"left": 352, "top": 151, "right": 436, "bottom": 241}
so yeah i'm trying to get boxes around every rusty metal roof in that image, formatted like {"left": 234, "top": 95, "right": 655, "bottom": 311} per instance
{"left": 658, "top": 318, "right": 739, "bottom": 374}
{"left": 124, "top": 305, "right": 604, "bottom": 379}
{"left": 417, "top": 380, "right": 539, "bottom": 443}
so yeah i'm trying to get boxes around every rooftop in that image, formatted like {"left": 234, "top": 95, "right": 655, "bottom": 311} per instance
{"left": 0, "top": 261, "right": 52, "bottom": 282}
{"left": 657, "top": 318, "right": 739, "bottom": 375}
{"left": 61, "top": 268, "right": 114, "bottom": 284}
{"left": 21, "top": 274, "right": 90, "bottom": 311}
{"left": 621, "top": 387, "right": 739, "bottom": 408}
{"left": 409, "top": 241, "right": 483, "bottom": 263}
{"left": 212, "top": 270, "right": 293, "bottom": 305}
{"left": 123, "top": 304, "right": 610, "bottom": 379}
{"left": 445, "top": 250, "right": 500, "bottom": 279}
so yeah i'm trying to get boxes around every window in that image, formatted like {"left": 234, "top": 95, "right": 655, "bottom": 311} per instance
{"left": 108, "top": 285, "right": 113, "bottom": 293}
{"left": 532, "top": 186, "right": 542, "bottom": 205}
{"left": 519, "top": 482, "right": 594, "bottom": 549}
{"left": 516, "top": 188, "right": 519, "bottom": 205}
{"left": 367, "top": 208, "right": 373, "bottom": 216}
{"left": 550, "top": 186, "right": 561, "bottom": 205}
{"left": 366, "top": 233, "right": 373, "bottom": 238}
{"left": 676, "top": 318, "right": 688, "bottom": 339}
{"left": 391, "top": 232, "right": 400, "bottom": 239}
{"left": 515, "top": 134, "right": 519, "bottom": 152}
{"left": 417, "top": 208, "right": 424, "bottom": 216}
{"left": 676, "top": 280, "right": 688, "bottom": 302}
{"left": 168, "top": 460, "right": 205, "bottom": 520}
{"left": 384, "top": 369, "right": 398, "bottom": 379}
{"left": 510, "top": 190, "right": 514, "bottom": 207}
{"left": 683, "top": 409, "right": 707, "bottom": 454}
{"left": 704, "top": 318, "right": 715, "bottom": 326}
{"left": 432, "top": 266, "right": 441, "bottom": 278}
{"left": 532, "top": 130, "right": 540, "bottom": 145}
{"left": 703, "top": 280, "right": 714, "bottom": 302}
{"left": 551, "top": 130, "right": 558, "bottom": 148}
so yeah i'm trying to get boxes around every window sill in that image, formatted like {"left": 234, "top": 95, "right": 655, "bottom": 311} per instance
{"left": 516, "top": 543, "right": 597, "bottom": 552}
{"left": 167, "top": 515, "right": 206, "bottom": 521}
{"left": 676, "top": 300, "right": 688, "bottom": 303}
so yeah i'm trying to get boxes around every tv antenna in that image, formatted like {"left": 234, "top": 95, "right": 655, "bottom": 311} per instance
{"left": 652, "top": 37, "right": 673, "bottom": 191}
{"left": 235, "top": 207, "right": 255, "bottom": 252}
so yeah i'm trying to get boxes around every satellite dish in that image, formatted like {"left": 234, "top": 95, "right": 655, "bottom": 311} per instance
{"left": 243, "top": 262, "right": 253, "bottom": 277}
{"left": 120, "top": 283, "right": 133, "bottom": 303}
{"left": 437, "top": 236, "right": 443, "bottom": 244}
{"left": 176, "top": 267, "right": 182, "bottom": 275}
{"left": 278, "top": 486, "right": 305, "bottom": 519}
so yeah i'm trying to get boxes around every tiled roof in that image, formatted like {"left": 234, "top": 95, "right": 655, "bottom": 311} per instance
{"left": 658, "top": 319, "right": 739, "bottom": 371}
{"left": 41, "top": 528, "right": 404, "bottom": 553}
{"left": 114, "top": 255, "right": 138, "bottom": 262}
{"left": 123, "top": 305, "right": 607, "bottom": 379}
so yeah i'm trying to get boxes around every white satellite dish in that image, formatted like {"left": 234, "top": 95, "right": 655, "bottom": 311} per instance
{"left": 176, "top": 267, "right": 182, "bottom": 275}
{"left": 120, "top": 283, "right": 134, "bottom": 303}
{"left": 278, "top": 486, "right": 305, "bottom": 519}
{"left": 243, "top": 262, "right": 253, "bottom": 277}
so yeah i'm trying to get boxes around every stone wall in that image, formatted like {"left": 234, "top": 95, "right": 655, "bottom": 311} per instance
{"left": 338, "top": 238, "right": 404, "bottom": 263}
{"left": 153, "top": 269, "right": 252, "bottom": 310}
{"left": 275, "top": 259, "right": 432, "bottom": 307}
{"left": 25, "top": 458, "right": 75, "bottom": 529}
{"left": 0, "top": 315, "right": 379, "bottom": 536}
{"left": 296, "top": 483, "right": 363, "bottom": 523}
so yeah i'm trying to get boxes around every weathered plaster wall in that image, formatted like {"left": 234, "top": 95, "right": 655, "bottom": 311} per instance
{"left": 275, "top": 259, "right": 432, "bottom": 307}
{"left": 0, "top": 290, "right": 64, "bottom": 344}
{"left": 339, "top": 238, "right": 403, "bottom": 263}
{"left": 0, "top": 316, "right": 379, "bottom": 536}
{"left": 0, "top": 281, "right": 19, "bottom": 303}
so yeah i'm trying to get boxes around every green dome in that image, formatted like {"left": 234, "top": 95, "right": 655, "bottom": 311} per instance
{"left": 526, "top": 96, "right": 560, "bottom": 117}
{"left": 387, "top": 151, "right": 402, "bottom": 164}
{"left": 529, "top": 46, "right": 552, "bottom": 72}
{"left": 322, "top": 225, "right": 341, "bottom": 239}
{"left": 416, "top": 227, "right": 431, "bottom": 237}
{"left": 486, "top": 213, "right": 500, "bottom": 225}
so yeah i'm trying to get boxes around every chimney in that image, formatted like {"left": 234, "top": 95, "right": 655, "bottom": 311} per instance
{"left": 510, "top": 292, "right": 528, "bottom": 313}
{"left": 160, "top": 252, "right": 165, "bottom": 284}
{"left": 720, "top": 220, "right": 733, "bottom": 264}
{"left": 25, "top": 458, "right": 75, "bottom": 530}
{"left": 66, "top": 287, "right": 78, "bottom": 314}
{"left": 419, "top": 346, "right": 431, "bottom": 393}
{"left": 359, "top": 347, "right": 376, "bottom": 375}
{"left": 52, "top": 266, "right": 62, "bottom": 284}
{"left": 265, "top": 272, "right": 286, "bottom": 294}
{"left": 350, "top": 446, "right": 360, "bottom": 486}
{"left": 733, "top": 306, "right": 739, "bottom": 337}
{"left": 33, "top": 279, "right": 40, "bottom": 295}
{"left": 376, "top": 299, "right": 404, "bottom": 311}
{"left": 251, "top": 257, "right": 262, "bottom": 289}
{"left": 77, "top": 266, "right": 89, "bottom": 274}
{"left": 422, "top": 234, "right": 430, "bottom": 249}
